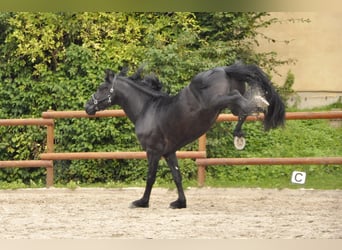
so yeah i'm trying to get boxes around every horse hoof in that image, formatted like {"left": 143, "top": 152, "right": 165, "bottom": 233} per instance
{"left": 130, "top": 199, "right": 149, "bottom": 208}
{"left": 234, "top": 136, "right": 246, "bottom": 150}
{"left": 169, "top": 200, "right": 187, "bottom": 209}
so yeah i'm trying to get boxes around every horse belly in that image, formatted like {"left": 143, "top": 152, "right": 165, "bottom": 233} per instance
{"left": 162, "top": 110, "right": 218, "bottom": 150}
{"left": 136, "top": 90, "right": 220, "bottom": 154}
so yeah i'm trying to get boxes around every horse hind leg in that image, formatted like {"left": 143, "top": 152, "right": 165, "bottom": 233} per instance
{"left": 231, "top": 96, "right": 269, "bottom": 150}
{"left": 210, "top": 90, "right": 250, "bottom": 148}
{"left": 211, "top": 90, "right": 251, "bottom": 114}
{"left": 233, "top": 113, "right": 247, "bottom": 138}
{"left": 164, "top": 153, "right": 186, "bottom": 209}
{"left": 230, "top": 89, "right": 269, "bottom": 137}
{"left": 229, "top": 102, "right": 249, "bottom": 150}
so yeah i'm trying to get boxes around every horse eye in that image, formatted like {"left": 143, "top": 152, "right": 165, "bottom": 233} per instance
{"left": 99, "top": 84, "right": 107, "bottom": 91}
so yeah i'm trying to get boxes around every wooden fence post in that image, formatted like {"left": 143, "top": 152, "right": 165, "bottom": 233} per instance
{"left": 197, "top": 134, "right": 207, "bottom": 187}
{"left": 45, "top": 121, "right": 54, "bottom": 187}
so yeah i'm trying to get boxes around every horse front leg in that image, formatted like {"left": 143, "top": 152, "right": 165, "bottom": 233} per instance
{"left": 130, "top": 152, "right": 161, "bottom": 208}
{"left": 164, "top": 153, "right": 186, "bottom": 209}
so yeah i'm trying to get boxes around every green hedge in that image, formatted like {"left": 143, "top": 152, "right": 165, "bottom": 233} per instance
{"left": 1, "top": 12, "right": 324, "bottom": 185}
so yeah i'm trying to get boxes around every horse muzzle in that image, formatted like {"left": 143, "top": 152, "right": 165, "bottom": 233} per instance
{"left": 85, "top": 102, "right": 97, "bottom": 115}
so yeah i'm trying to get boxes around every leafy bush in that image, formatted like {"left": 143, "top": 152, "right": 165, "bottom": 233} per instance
{"left": 0, "top": 12, "right": 320, "bottom": 186}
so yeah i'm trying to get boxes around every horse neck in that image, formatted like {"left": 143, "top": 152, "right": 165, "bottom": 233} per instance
{"left": 115, "top": 80, "right": 153, "bottom": 123}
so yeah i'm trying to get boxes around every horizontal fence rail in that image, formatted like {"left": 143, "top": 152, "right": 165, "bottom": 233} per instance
{"left": 0, "top": 160, "right": 53, "bottom": 168}
{"left": 42, "top": 110, "right": 342, "bottom": 121}
{"left": 0, "top": 118, "right": 54, "bottom": 126}
{"left": 41, "top": 151, "right": 206, "bottom": 160}
{"left": 216, "top": 111, "right": 342, "bottom": 122}
{"left": 42, "top": 110, "right": 126, "bottom": 119}
{"left": 196, "top": 157, "right": 342, "bottom": 166}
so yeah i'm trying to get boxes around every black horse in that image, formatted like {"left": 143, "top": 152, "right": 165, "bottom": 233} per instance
{"left": 85, "top": 62, "right": 285, "bottom": 209}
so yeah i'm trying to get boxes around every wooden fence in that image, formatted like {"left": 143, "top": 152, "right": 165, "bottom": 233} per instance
{"left": 40, "top": 110, "right": 206, "bottom": 160}
{"left": 0, "top": 118, "right": 54, "bottom": 186}
{"left": 0, "top": 110, "right": 341, "bottom": 187}
{"left": 196, "top": 111, "right": 342, "bottom": 186}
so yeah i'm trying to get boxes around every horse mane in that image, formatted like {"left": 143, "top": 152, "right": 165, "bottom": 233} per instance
{"left": 128, "top": 67, "right": 167, "bottom": 97}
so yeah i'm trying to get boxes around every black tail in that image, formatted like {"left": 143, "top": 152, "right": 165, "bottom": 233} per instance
{"left": 224, "top": 63, "right": 286, "bottom": 130}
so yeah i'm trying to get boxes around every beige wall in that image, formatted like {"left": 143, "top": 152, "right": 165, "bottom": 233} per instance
{"left": 256, "top": 12, "right": 342, "bottom": 92}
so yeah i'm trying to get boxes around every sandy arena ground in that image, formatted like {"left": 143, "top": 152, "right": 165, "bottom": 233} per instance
{"left": 0, "top": 187, "right": 341, "bottom": 239}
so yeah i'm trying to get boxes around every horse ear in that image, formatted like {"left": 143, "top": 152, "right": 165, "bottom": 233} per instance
{"left": 118, "top": 66, "right": 129, "bottom": 76}
{"left": 105, "top": 69, "right": 115, "bottom": 82}
{"left": 129, "top": 67, "right": 144, "bottom": 81}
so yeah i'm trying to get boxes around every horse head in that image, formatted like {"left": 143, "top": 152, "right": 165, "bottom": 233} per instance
{"left": 85, "top": 69, "right": 118, "bottom": 115}
{"left": 85, "top": 67, "right": 167, "bottom": 116}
